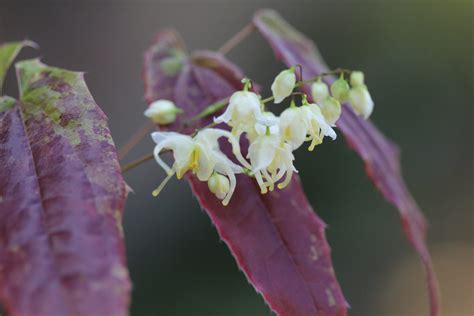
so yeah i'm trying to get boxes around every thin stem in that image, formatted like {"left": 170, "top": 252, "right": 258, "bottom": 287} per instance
{"left": 191, "top": 121, "right": 218, "bottom": 136}
{"left": 186, "top": 97, "right": 229, "bottom": 124}
{"left": 261, "top": 91, "right": 305, "bottom": 104}
{"left": 296, "top": 68, "right": 352, "bottom": 87}
{"left": 118, "top": 120, "right": 154, "bottom": 161}
{"left": 261, "top": 96, "right": 274, "bottom": 104}
{"left": 121, "top": 152, "right": 155, "bottom": 173}
{"left": 218, "top": 23, "right": 255, "bottom": 55}
{"left": 294, "top": 64, "right": 303, "bottom": 81}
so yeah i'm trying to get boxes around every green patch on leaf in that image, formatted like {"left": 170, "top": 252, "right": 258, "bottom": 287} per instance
{"left": 0, "top": 96, "right": 17, "bottom": 112}
{"left": 16, "top": 58, "right": 111, "bottom": 146}
{"left": 159, "top": 49, "right": 186, "bottom": 76}
{"left": 0, "top": 41, "right": 37, "bottom": 94}
{"left": 0, "top": 44, "right": 130, "bottom": 316}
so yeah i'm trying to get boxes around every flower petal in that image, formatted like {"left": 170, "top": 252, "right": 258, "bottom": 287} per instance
{"left": 249, "top": 136, "right": 278, "bottom": 172}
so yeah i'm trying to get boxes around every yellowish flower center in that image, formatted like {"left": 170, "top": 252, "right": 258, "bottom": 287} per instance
{"left": 190, "top": 148, "right": 200, "bottom": 171}
{"left": 284, "top": 126, "right": 292, "bottom": 139}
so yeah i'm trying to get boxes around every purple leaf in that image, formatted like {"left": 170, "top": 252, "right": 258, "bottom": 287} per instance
{"left": 143, "top": 29, "right": 186, "bottom": 104}
{"left": 0, "top": 59, "right": 131, "bottom": 316}
{"left": 253, "top": 9, "right": 440, "bottom": 316}
{"left": 144, "top": 30, "right": 347, "bottom": 316}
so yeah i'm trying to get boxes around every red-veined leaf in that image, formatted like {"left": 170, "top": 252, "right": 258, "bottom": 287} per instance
{"left": 0, "top": 58, "right": 131, "bottom": 316}
{"left": 144, "top": 30, "right": 347, "bottom": 316}
{"left": 253, "top": 9, "right": 440, "bottom": 316}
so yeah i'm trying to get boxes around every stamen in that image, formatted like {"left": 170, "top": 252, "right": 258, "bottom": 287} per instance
{"left": 277, "top": 160, "right": 293, "bottom": 190}
{"left": 262, "top": 169, "right": 275, "bottom": 191}
{"left": 308, "top": 136, "right": 322, "bottom": 151}
{"left": 272, "top": 166, "right": 286, "bottom": 185}
{"left": 255, "top": 171, "right": 268, "bottom": 194}
{"left": 190, "top": 149, "right": 199, "bottom": 171}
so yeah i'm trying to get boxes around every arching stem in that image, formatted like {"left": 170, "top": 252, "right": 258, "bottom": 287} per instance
{"left": 118, "top": 120, "right": 154, "bottom": 160}
{"left": 121, "top": 153, "right": 155, "bottom": 173}
{"left": 218, "top": 23, "right": 255, "bottom": 55}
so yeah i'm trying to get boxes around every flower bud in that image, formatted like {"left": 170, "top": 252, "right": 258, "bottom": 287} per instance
{"left": 330, "top": 75, "right": 350, "bottom": 102}
{"left": 208, "top": 173, "right": 230, "bottom": 202}
{"left": 348, "top": 85, "right": 374, "bottom": 119}
{"left": 144, "top": 100, "right": 181, "bottom": 125}
{"left": 311, "top": 79, "right": 329, "bottom": 104}
{"left": 350, "top": 71, "right": 365, "bottom": 87}
{"left": 320, "top": 96, "right": 341, "bottom": 126}
{"left": 271, "top": 68, "right": 296, "bottom": 104}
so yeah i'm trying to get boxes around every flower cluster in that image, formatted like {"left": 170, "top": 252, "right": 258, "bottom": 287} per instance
{"left": 146, "top": 67, "right": 374, "bottom": 205}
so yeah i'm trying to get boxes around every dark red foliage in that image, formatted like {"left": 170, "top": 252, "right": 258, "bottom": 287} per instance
{"left": 144, "top": 30, "right": 347, "bottom": 316}
{"left": 0, "top": 59, "right": 130, "bottom": 316}
{"left": 253, "top": 9, "right": 439, "bottom": 316}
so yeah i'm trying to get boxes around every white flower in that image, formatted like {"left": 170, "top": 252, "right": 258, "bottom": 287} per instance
{"left": 279, "top": 104, "right": 336, "bottom": 151}
{"left": 151, "top": 128, "right": 249, "bottom": 205}
{"left": 348, "top": 85, "right": 374, "bottom": 119}
{"left": 271, "top": 68, "right": 296, "bottom": 104}
{"left": 279, "top": 106, "right": 309, "bottom": 150}
{"left": 248, "top": 120, "right": 296, "bottom": 193}
{"left": 304, "top": 104, "right": 337, "bottom": 150}
{"left": 144, "top": 100, "right": 181, "bottom": 125}
{"left": 319, "top": 96, "right": 341, "bottom": 126}
{"left": 311, "top": 79, "right": 329, "bottom": 104}
{"left": 214, "top": 91, "right": 264, "bottom": 136}
{"left": 246, "top": 111, "right": 279, "bottom": 143}
{"left": 193, "top": 128, "right": 251, "bottom": 170}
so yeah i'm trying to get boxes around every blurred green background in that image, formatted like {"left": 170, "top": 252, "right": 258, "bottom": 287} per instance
{"left": 1, "top": 0, "right": 472, "bottom": 315}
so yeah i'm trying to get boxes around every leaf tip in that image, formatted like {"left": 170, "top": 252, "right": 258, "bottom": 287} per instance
{"left": 22, "top": 39, "right": 40, "bottom": 50}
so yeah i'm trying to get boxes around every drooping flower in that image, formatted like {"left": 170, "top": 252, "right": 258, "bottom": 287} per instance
{"left": 311, "top": 78, "right": 329, "bottom": 104}
{"left": 246, "top": 111, "right": 279, "bottom": 143}
{"left": 347, "top": 71, "right": 374, "bottom": 119}
{"left": 144, "top": 99, "right": 182, "bottom": 125}
{"left": 151, "top": 128, "right": 249, "bottom": 205}
{"left": 279, "top": 102, "right": 337, "bottom": 151}
{"left": 310, "top": 79, "right": 341, "bottom": 126}
{"left": 349, "top": 85, "right": 374, "bottom": 119}
{"left": 214, "top": 90, "right": 265, "bottom": 136}
{"left": 319, "top": 96, "right": 341, "bottom": 126}
{"left": 304, "top": 104, "right": 337, "bottom": 150}
{"left": 193, "top": 128, "right": 251, "bottom": 171}
{"left": 330, "top": 74, "right": 350, "bottom": 102}
{"left": 248, "top": 120, "right": 297, "bottom": 193}
{"left": 279, "top": 106, "right": 309, "bottom": 150}
{"left": 271, "top": 67, "right": 296, "bottom": 104}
